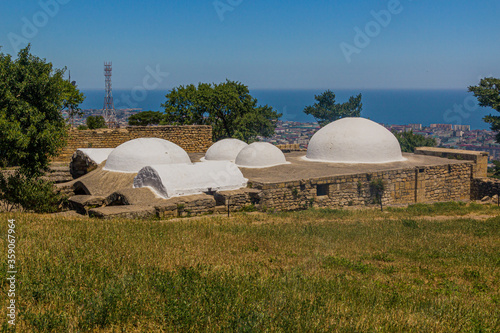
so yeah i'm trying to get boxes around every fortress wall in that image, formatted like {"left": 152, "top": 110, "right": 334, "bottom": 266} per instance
{"left": 53, "top": 125, "right": 212, "bottom": 162}
{"left": 414, "top": 147, "right": 488, "bottom": 178}
{"left": 247, "top": 162, "right": 473, "bottom": 210}
{"left": 471, "top": 178, "right": 500, "bottom": 200}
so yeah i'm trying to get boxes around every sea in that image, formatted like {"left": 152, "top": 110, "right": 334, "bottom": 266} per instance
{"left": 80, "top": 89, "right": 494, "bottom": 130}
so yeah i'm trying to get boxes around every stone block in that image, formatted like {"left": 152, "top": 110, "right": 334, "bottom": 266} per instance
{"left": 89, "top": 205, "right": 156, "bottom": 219}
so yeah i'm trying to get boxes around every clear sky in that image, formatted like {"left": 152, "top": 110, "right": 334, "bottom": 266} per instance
{"left": 0, "top": 0, "right": 499, "bottom": 90}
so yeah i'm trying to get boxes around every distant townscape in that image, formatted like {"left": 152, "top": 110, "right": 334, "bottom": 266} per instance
{"left": 64, "top": 109, "right": 500, "bottom": 163}
{"left": 258, "top": 121, "right": 500, "bottom": 163}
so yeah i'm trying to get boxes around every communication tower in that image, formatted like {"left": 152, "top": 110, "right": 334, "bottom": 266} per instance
{"left": 102, "top": 62, "right": 117, "bottom": 127}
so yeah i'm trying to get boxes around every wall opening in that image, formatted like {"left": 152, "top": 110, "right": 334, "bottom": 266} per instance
{"left": 317, "top": 184, "right": 329, "bottom": 197}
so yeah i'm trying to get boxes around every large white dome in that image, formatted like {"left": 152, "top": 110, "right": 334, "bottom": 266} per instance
{"left": 104, "top": 138, "right": 191, "bottom": 173}
{"left": 306, "top": 117, "right": 405, "bottom": 163}
{"left": 204, "top": 138, "right": 248, "bottom": 162}
{"left": 235, "top": 142, "right": 288, "bottom": 168}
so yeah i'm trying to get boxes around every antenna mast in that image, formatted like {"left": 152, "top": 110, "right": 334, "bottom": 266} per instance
{"left": 102, "top": 62, "right": 117, "bottom": 128}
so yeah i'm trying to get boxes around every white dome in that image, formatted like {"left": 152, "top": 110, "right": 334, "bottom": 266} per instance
{"left": 235, "top": 142, "right": 288, "bottom": 168}
{"left": 134, "top": 161, "right": 247, "bottom": 198}
{"left": 306, "top": 117, "right": 404, "bottom": 163}
{"left": 104, "top": 138, "right": 191, "bottom": 173}
{"left": 204, "top": 138, "right": 248, "bottom": 162}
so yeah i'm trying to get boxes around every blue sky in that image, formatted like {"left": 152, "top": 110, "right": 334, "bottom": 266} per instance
{"left": 0, "top": 0, "right": 499, "bottom": 90}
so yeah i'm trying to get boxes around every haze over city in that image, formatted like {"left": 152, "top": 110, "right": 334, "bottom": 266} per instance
{"left": 1, "top": 0, "right": 499, "bottom": 90}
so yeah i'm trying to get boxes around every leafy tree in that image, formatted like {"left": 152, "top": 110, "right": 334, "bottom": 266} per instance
{"left": 0, "top": 45, "right": 82, "bottom": 212}
{"left": 128, "top": 111, "right": 165, "bottom": 126}
{"left": 63, "top": 78, "right": 85, "bottom": 127}
{"left": 303, "top": 90, "right": 362, "bottom": 127}
{"left": 86, "top": 115, "right": 107, "bottom": 129}
{"left": 0, "top": 45, "right": 82, "bottom": 177}
{"left": 468, "top": 77, "right": 500, "bottom": 143}
{"left": 392, "top": 130, "right": 437, "bottom": 153}
{"left": 161, "top": 80, "right": 281, "bottom": 141}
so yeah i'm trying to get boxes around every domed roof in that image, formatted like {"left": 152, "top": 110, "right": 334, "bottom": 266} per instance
{"left": 306, "top": 117, "right": 404, "bottom": 163}
{"left": 204, "top": 138, "right": 248, "bottom": 162}
{"left": 134, "top": 161, "right": 247, "bottom": 198}
{"left": 235, "top": 142, "right": 288, "bottom": 168}
{"left": 104, "top": 138, "right": 191, "bottom": 173}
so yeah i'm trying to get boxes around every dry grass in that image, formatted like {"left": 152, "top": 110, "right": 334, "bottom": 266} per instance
{"left": 0, "top": 202, "right": 499, "bottom": 332}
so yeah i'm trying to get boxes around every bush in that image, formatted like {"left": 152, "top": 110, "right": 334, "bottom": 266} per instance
{"left": 0, "top": 173, "right": 66, "bottom": 213}
{"left": 370, "top": 179, "right": 385, "bottom": 211}
{"left": 77, "top": 125, "right": 88, "bottom": 130}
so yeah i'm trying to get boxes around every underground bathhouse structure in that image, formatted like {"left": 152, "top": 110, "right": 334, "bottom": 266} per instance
{"left": 59, "top": 118, "right": 491, "bottom": 219}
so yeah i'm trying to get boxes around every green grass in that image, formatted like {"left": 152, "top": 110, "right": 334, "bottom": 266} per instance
{"left": 1, "top": 202, "right": 499, "bottom": 332}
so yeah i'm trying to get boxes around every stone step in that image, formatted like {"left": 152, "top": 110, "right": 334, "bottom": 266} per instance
{"left": 68, "top": 195, "right": 106, "bottom": 215}
{"left": 89, "top": 205, "right": 156, "bottom": 219}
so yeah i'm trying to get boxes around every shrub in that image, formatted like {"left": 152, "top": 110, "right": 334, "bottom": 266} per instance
{"left": 0, "top": 173, "right": 65, "bottom": 213}
{"left": 369, "top": 179, "right": 385, "bottom": 211}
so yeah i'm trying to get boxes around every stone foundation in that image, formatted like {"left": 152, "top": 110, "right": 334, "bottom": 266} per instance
{"left": 246, "top": 162, "right": 473, "bottom": 211}
{"left": 61, "top": 148, "right": 491, "bottom": 219}
{"left": 414, "top": 147, "right": 488, "bottom": 178}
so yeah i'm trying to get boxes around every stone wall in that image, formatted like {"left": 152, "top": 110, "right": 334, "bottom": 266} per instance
{"left": 471, "top": 178, "right": 500, "bottom": 200}
{"left": 414, "top": 147, "right": 488, "bottom": 178}
{"left": 276, "top": 144, "right": 304, "bottom": 152}
{"left": 245, "top": 162, "right": 473, "bottom": 211}
{"left": 54, "top": 125, "right": 212, "bottom": 162}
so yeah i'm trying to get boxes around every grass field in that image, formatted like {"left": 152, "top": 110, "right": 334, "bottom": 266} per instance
{"left": 1, "top": 202, "right": 499, "bottom": 332}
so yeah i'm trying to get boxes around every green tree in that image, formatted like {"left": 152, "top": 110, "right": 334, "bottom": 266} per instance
{"left": 0, "top": 45, "right": 82, "bottom": 177}
{"left": 0, "top": 46, "right": 83, "bottom": 212}
{"left": 392, "top": 130, "right": 437, "bottom": 153}
{"left": 128, "top": 111, "right": 165, "bottom": 126}
{"left": 86, "top": 115, "right": 107, "bottom": 129}
{"left": 303, "top": 90, "right": 362, "bottom": 127}
{"left": 161, "top": 80, "right": 281, "bottom": 141}
{"left": 63, "top": 78, "right": 86, "bottom": 127}
{"left": 468, "top": 77, "right": 500, "bottom": 143}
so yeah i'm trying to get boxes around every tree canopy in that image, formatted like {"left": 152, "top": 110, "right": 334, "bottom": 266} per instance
{"left": 161, "top": 80, "right": 281, "bottom": 141}
{"left": 0, "top": 45, "right": 83, "bottom": 177}
{"left": 63, "top": 78, "right": 85, "bottom": 126}
{"left": 86, "top": 115, "right": 107, "bottom": 129}
{"left": 468, "top": 77, "right": 500, "bottom": 143}
{"left": 392, "top": 130, "right": 437, "bottom": 153}
{"left": 303, "top": 90, "right": 362, "bottom": 127}
{"left": 128, "top": 111, "right": 164, "bottom": 126}
{"left": 0, "top": 46, "right": 83, "bottom": 212}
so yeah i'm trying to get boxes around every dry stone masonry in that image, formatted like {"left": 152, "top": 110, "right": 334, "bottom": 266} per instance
{"left": 55, "top": 125, "right": 212, "bottom": 162}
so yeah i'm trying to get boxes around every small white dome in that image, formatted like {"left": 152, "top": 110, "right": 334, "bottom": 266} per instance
{"left": 104, "top": 138, "right": 191, "bottom": 173}
{"left": 306, "top": 117, "right": 404, "bottom": 163}
{"left": 235, "top": 142, "right": 288, "bottom": 168}
{"left": 204, "top": 138, "right": 248, "bottom": 162}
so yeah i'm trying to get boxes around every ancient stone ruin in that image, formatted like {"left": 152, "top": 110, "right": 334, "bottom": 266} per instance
{"left": 58, "top": 118, "right": 493, "bottom": 219}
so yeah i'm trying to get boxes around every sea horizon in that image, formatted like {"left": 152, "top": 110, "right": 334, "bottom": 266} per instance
{"left": 79, "top": 88, "right": 494, "bottom": 130}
